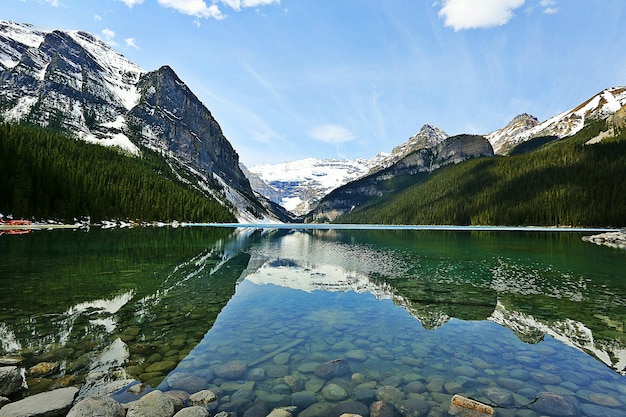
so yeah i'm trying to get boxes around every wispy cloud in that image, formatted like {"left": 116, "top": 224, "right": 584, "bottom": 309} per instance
{"left": 157, "top": 0, "right": 224, "bottom": 19}
{"left": 219, "top": 0, "right": 280, "bottom": 11}
{"left": 94, "top": 14, "right": 102, "bottom": 21}
{"left": 437, "top": 0, "right": 525, "bottom": 31}
{"left": 309, "top": 124, "right": 355, "bottom": 144}
{"left": 539, "top": 0, "right": 559, "bottom": 14}
{"left": 101, "top": 28, "right": 118, "bottom": 47}
{"left": 117, "top": 0, "right": 144, "bottom": 7}
{"left": 115, "top": 0, "right": 280, "bottom": 21}
{"left": 125, "top": 38, "right": 139, "bottom": 49}
{"left": 44, "top": 0, "right": 60, "bottom": 6}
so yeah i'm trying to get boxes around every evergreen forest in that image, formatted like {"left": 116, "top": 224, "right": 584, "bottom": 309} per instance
{"left": 0, "top": 123, "right": 236, "bottom": 223}
{"left": 338, "top": 121, "right": 626, "bottom": 227}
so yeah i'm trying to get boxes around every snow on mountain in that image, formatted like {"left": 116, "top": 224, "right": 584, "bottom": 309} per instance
{"left": 248, "top": 154, "right": 388, "bottom": 215}
{"left": 0, "top": 20, "right": 281, "bottom": 223}
{"left": 488, "top": 87, "right": 626, "bottom": 154}
{"left": 490, "top": 300, "right": 626, "bottom": 375}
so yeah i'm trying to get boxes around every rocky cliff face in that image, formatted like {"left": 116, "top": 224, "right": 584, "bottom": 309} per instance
{"left": 487, "top": 87, "right": 626, "bottom": 154}
{"left": 306, "top": 134, "right": 494, "bottom": 222}
{"left": 0, "top": 20, "right": 275, "bottom": 222}
{"left": 129, "top": 65, "right": 251, "bottom": 192}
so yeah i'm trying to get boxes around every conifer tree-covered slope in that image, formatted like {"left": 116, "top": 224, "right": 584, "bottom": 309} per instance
{"left": 0, "top": 124, "right": 236, "bottom": 223}
{"left": 338, "top": 121, "right": 626, "bottom": 227}
{"left": 0, "top": 20, "right": 279, "bottom": 222}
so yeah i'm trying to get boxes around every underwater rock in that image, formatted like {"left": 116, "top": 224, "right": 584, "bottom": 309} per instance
{"left": 314, "top": 359, "right": 351, "bottom": 379}
{"left": 531, "top": 392, "right": 580, "bottom": 417}
{"left": 376, "top": 385, "right": 404, "bottom": 404}
{"left": 126, "top": 390, "right": 175, "bottom": 417}
{"left": 369, "top": 401, "right": 393, "bottom": 417}
{"left": 213, "top": 360, "right": 247, "bottom": 379}
{"left": 330, "top": 400, "right": 369, "bottom": 417}
{"left": 165, "top": 373, "right": 207, "bottom": 393}
{"left": 172, "top": 407, "right": 209, "bottom": 417}
{"left": 188, "top": 389, "right": 217, "bottom": 406}
{"left": 290, "top": 391, "right": 317, "bottom": 409}
{"left": 322, "top": 383, "right": 349, "bottom": 402}
{"left": 394, "top": 399, "right": 431, "bottom": 417}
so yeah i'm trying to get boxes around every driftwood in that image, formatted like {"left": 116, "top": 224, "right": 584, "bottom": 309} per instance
{"left": 248, "top": 338, "right": 305, "bottom": 367}
{"left": 450, "top": 395, "right": 495, "bottom": 415}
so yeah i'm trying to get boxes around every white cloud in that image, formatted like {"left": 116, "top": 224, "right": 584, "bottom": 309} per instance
{"left": 539, "top": 0, "right": 559, "bottom": 14}
{"left": 117, "top": 0, "right": 144, "bottom": 7}
{"left": 44, "top": 0, "right": 60, "bottom": 6}
{"left": 220, "top": 0, "right": 280, "bottom": 11}
{"left": 101, "top": 28, "right": 116, "bottom": 40}
{"left": 438, "top": 0, "right": 525, "bottom": 31}
{"left": 125, "top": 38, "right": 139, "bottom": 49}
{"left": 309, "top": 124, "right": 355, "bottom": 143}
{"left": 157, "top": 0, "right": 224, "bottom": 19}
{"left": 94, "top": 14, "right": 102, "bottom": 21}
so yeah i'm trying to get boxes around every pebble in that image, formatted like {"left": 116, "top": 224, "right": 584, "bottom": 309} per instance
{"left": 322, "top": 383, "right": 349, "bottom": 401}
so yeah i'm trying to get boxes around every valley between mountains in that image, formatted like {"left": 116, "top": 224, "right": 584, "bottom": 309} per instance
{"left": 1, "top": 20, "right": 625, "bottom": 227}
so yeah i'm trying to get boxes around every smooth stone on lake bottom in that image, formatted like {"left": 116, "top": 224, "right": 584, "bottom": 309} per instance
{"left": 67, "top": 396, "right": 125, "bottom": 417}
{"left": 290, "top": 391, "right": 317, "bottom": 409}
{"left": 394, "top": 399, "right": 431, "bottom": 417}
{"left": 369, "top": 400, "right": 393, "bottom": 417}
{"left": 189, "top": 389, "right": 217, "bottom": 405}
{"left": 213, "top": 360, "right": 248, "bottom": 379}
{"left": 330, "top": 400, "right": 369, "bottom": 417}
{"left": 172, "top": 406, "right": 209, "bottom": 417}
{"left": 322, "top": 383, "right": 349, "bottom": 401}
{"left": 587, "top": 392, "right": 623, "bottom": 407}
{"left": 297, "top": 402, "right": 336, "bottom": 417}
{"left": 127, "top": 390, "right": 175, "bottom": 417}
{"left": 0, "top": 387, "right": 79, "bottom": 417}
{"left": 531, "top": 392, "right": 581, "bottom": 417}
{"left": 376, "top": 385, "right": 404, "bottom": 404}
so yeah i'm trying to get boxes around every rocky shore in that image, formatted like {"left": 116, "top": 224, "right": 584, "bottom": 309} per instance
{"left": 582, "top": 231, "right": 626, "bottom": 249}
{"left": 1, "top": 354, "right": 610, "bottom": 417}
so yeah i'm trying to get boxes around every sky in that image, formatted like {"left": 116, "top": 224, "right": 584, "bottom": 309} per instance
{"left": 3, "top": 0, "right": 626, "bottom": 166}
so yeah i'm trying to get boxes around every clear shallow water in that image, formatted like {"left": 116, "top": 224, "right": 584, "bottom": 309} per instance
{"left": 1, "top": 227, "right": 625, "bottom": 416}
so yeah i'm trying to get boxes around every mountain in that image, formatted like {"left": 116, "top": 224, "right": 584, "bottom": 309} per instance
{"left": 487, "top": 87, "right": 626, "bottom": 154}
{"left": 371, "top": 124, "right": 450, "bottom": 173}
{"left": 337, "top": 119, "right": 626, "bottom": 226}
{"left": 0, "top": 20, "right": 280, "bottom": 223}
{"left": 305, "top": 132, "right": 494, "bottom": 222}
{"left": 247, "top": 155, "right": 388, "bottom": 216}
{"left": 246, "top": 125, "right": 448, "bottom": 216}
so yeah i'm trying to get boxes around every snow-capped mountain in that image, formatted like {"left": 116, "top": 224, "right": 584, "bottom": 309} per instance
{"left": 247, "top": 125, "right": 448, "bottom": 216}
{"left": 488, "top": 87, "right": 626, "bottom": 154}
{"left": 247, "top": 154, "right": 388, "bottom": 215}
{"left": 372, "top": 124, "right": 450, "bottom": 173}
{"left": 0, "top": 20, "right": 281, "bottom": 223}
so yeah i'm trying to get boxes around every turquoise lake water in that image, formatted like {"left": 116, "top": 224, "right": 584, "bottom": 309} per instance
{"left": 0, "top": 226, "right": 625, "bottom": 416}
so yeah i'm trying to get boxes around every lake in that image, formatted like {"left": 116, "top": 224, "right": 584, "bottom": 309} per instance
{"left": 1, "top": 226, "right": 625, "bottom": 416}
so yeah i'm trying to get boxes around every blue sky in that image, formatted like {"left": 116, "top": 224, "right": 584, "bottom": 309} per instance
{"left": 3, "top": 0, "right": 625, "bottom": 166}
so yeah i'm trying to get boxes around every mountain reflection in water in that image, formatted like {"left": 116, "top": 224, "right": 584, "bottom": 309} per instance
{"left": 1, "top": 227, "right": 625, "bottom": 415}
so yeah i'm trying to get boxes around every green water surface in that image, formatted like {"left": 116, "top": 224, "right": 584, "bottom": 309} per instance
{"left": 1, "top": 227, "right": 625, "bottom": 416}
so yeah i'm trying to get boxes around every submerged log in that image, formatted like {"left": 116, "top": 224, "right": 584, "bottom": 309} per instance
{"left": 248, "top": 339, "right": 305, "bottom": 367}
{"left": 449, "top": 395, "right": 495, "bottom": 416}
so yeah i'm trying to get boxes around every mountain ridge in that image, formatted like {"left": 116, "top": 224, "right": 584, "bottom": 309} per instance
{"left": 0, "top": 20, "right": 281, "bottom": 223}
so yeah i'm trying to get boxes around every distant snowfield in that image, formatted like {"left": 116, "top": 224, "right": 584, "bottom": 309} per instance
{"left": 249, "top": 155, "right": 388, "bottom": 213}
